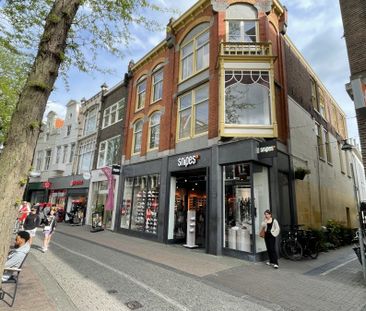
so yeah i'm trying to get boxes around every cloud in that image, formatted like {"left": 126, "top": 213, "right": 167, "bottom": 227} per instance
{"left": 44, "top": 101, "right": 66, "bottom": 120}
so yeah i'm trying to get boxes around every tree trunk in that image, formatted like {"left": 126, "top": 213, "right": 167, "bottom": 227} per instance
{"left": 0, "top": 0, "right": 81, "bottom": 280}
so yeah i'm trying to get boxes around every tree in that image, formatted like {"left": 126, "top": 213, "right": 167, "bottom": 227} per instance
{"left": 0, "top": 0, "right": 165, "bottom": 280}
{"left": 0, "top": 44, "right": 29, "bottom": 143}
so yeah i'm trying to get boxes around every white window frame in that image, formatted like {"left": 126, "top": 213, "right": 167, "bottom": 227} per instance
{"left": 36, "top": 150, "right": 43, "bottom": 171}
{"left": 55, "top": 146, "right": 61, "bottom": 164}
{"left": 69, "top": 143, "right": 75, "bottom": 163}
{"left": 78, "top": 140, "right": 95, "bottom": 173}
{"left": 97, "top": 135, "right": 121, "bottom": 168}
{"left": 44, "top": 149, "right": 51, "bottom": 170}
{"left": 226, "top": 19, "right": 257, "bottom": 42}
{"left": 62, "top": 145, "right": 68, "bottom": 164}
{"left": 102, "top": 99, "right": 125, "bottom": 128}
{"left": 83, "top": 108, "right": 97, "bottom": 136}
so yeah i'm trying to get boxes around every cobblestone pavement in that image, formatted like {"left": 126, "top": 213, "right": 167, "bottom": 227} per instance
{"left": 1, "top": 224, "right": 365, "bottom": 311}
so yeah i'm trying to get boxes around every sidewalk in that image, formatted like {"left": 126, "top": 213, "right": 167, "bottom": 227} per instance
{"left": 1, "top": 223, "right": 365, "bottom": 310}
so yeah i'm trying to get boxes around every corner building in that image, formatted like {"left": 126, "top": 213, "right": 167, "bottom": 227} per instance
{"left": 118, "top": 0, "right": 355, "bottom": 261}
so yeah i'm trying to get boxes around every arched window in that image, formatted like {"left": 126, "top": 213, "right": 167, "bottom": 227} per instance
{"left": 148, "top": 111, "right": 161, "bottom": 150}
{"left": 226, "top": 4, "right": 258, "bottom": 42}
{"left": 180, "top": 23, "right": 210, "bottom": 80}
{"left": 132, "top": 119, "right": 143, "bottom": 154}
{"left": 152, "top": 64, "right": 164, "bottom": 103}
{"left": 136, "top": 76, "right": 147, "bottom": 111}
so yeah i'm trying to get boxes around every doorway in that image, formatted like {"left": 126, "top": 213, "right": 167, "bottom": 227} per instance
{"left": 171, "top": 169, "right": 207, "bottom": 248}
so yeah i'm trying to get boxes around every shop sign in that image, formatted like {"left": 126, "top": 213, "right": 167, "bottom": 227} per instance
{"left": 177, "top": 154, "right": 200, "bottom": 167}
{"left": 42, "top": 181, "right": 52, "bottom": 189}
{"left": 257, "top": 140, "right": 277, "bottom": 159}
{"left": 70, "top": 180, "right": 84, "bottom": 186}
{"left": 112, "top": 164, "right": 121, "bottom": 175}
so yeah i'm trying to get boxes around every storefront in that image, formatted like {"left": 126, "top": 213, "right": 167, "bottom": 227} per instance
{"left": 24, "top": 182, "right": 47, "bottom": 204}
{"left": 116, "top": 139, "right": 293, "bottom": 261}
{"left": 87, "top": 168, "right": 119, "bottom": 230}
{"left": 48, "top": 175, "right": 89, "bottom": 223}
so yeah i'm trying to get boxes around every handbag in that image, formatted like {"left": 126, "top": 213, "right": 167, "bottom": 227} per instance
{"left": 259, "top": 227, "right": 265, "bottom": 238}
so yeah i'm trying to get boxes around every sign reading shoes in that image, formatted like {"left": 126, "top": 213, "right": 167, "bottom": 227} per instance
{"left": 177, "top": 154, "right": 200, "bottom": 167}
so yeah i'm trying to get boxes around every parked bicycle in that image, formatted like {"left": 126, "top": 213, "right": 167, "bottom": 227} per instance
{"left": 281, "top": 225, "right": 320, "bottom": 260}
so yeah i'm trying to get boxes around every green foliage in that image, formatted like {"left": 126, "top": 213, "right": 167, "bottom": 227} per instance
{"left": 18, "top": 177, "right": 27, "bottom": 187}
{"left": 0, "top": 45, "right": 29, "bottom": 143}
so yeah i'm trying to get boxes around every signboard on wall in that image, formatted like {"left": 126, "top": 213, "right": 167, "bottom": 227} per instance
{"left": 112, "top": 164, "right": 121, "bottom": 175}
{"left": 257, "top": 140, "right": 277, "bottom": 159}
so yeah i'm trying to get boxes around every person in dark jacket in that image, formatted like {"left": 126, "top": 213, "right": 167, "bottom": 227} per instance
{"left": 42, "top": 208, "right": 57, "bottom": 252}
{"left": 23, "top": 206, "right": 40, "bottom": 246}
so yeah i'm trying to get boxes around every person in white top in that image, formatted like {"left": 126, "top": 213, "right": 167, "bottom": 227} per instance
{"left": 260, "top": 209, "right": 280, "bottom": 269}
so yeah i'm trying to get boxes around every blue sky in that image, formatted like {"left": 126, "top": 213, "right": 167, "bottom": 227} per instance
{"left": 46, "top": 0, "right": 358, "bottom": 145}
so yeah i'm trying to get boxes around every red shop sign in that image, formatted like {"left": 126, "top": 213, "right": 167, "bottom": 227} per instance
{"left": 70, "top": 180, "right": 84, "bottom": 186}
{"left": 42, "top": 181, "right": 52, "bottom": 189}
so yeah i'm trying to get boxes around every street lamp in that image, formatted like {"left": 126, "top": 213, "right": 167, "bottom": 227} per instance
{"left": 341, "top": 139, "right": 366, "bottom": 280}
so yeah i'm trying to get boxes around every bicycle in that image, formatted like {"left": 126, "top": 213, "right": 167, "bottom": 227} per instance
{"left": 298, "top": 230, "right": 320, "bottom": 259}
{"left": 280, "top": 225, "right": 303, "bottom": 261}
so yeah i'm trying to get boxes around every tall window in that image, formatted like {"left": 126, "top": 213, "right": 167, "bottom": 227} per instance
{"left": 136, "top": 77, "right": 146, "bottom": 111}
{"left": 84, "top": 108, "right": 97, "bottom": 136}
{"left": 180, "top": 24, "right": 209, "bottom": 80}
{"left": 149, "top": 112, "right": 161, "bottom": 150}
{"left": 316, "top": 123, "right": 324, "bottom": 159}
{"left": 78, "top": 140, "right": 95, "bottom": 173}
{"left": 69, "top": 143, "right": 75, "bottom": 163}
{"left": 324, "top": 129, "right": 332, "bottom": 163}
{"left": 132, "top": 119, "right": 143, "bottom": 154}
{"left": 66, "top": 125, "right": 71, "bottom": 136}
{"left": 55, "top": 146, "right": 61, "bottom": 164}
{"left": 338, "top": 142, "right": 345, "bottom": 173}
{"left": 44, "top": 150, "right": 51, "bottom": 170}
{"left": 103, "top": 99, "right": 125, "bottom": 128}
{"left": 152, "top": 66, "right": 163, "bottom": 102}
{"left": 97, "top": 136, "right": 121, "bottom": 168}
{"left": 226, "top": 4, "right": 257, "bottom": 42}
{"left": 178, "top": 84, "right": 209, "bottom": 140}
{"left": 225, "top": 70, "right": 271, "bottom": 125}
{"left": 36, "top": 151, "right": 43, "bottom": 171}
{"left": 63, "top": 145, "right": 68, "bottom": 163}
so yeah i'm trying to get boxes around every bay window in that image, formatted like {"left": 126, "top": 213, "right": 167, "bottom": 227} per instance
{"left": 97, "top": 136, "right": 121, "bottom": 168}
{"left": 225, "top": 70, "right": 271, "bottom": 125}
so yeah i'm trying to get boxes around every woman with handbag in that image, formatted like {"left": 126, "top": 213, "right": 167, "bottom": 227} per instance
{"left": 42, "top": 208, "right": 57, "bottom": 253}
{"left": 260, "top": 209, "right": 280, "bottom": 269}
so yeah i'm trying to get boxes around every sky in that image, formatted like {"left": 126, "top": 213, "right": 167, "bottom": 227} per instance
{"left": 46, "top": 0, "right": 358, "bottom": 145}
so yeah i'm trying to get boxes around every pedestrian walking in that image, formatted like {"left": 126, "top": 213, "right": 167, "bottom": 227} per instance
{"left": 23, "top": 206, "right": 40, "bottom": 246}
{"left": 42, "top": 208, "right": 57, "bottom": 253}
{"left": 17, "top": 201, "right": 30, "bottom": 228}
{"left": 260, "top": 209, "right": 280, "bottom": 269}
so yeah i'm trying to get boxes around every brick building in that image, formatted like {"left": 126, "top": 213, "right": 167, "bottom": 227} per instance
{"left": 116, "top": 0, "right": 355, "bottom": 261}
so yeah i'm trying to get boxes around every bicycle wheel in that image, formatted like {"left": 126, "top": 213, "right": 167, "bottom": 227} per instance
{"left": 284, "top": 240, "right": 303, "bottom": 261}
{"left": 280, "top": 240, "right": 289, "bottom": 259}
{"left": 309, "top": 240, "right": 320, "bottom": 259}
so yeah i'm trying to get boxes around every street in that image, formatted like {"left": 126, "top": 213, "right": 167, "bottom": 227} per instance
{"left": 2, "top": 224, "right": 364, "bottom": 311}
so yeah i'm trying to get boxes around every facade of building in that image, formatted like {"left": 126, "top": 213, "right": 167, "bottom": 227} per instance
{"left": 115, "top": 0, "right": 356, "bottom": 261}
{"left": 27, "top": 100, "right": 83, "bottom": 209}
{"left": 86, "top": 80, "right": 128, "bottom": 230}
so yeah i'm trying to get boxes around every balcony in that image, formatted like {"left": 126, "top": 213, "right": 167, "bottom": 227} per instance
{"left": 220, "top": 41, "right": 272, "bottom": 57}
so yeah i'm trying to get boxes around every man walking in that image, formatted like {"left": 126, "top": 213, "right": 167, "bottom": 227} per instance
{"left": 23, "top": 206, "right": 40, "bottom": 246}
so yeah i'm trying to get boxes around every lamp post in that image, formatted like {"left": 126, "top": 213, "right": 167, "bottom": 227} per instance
{"left": 342, "top": 140, "right": 366, "bottom": 280}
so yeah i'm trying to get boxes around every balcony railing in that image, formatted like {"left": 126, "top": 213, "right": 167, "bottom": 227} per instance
{"left": 220, "top": 41, "right": 272, "bottom": 57}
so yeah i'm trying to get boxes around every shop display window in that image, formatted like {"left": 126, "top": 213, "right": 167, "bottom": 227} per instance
{"left": 120, "top": 174, "right": 160, "bottom": 234}
{"left": 120, "top": 178, "right": 133, "bottom": 229}
{"left": 223, "top": 163, "right": 270, "bottom": 253}
{"left": 223, "top": 163, "right": 252, "bottom": 252}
